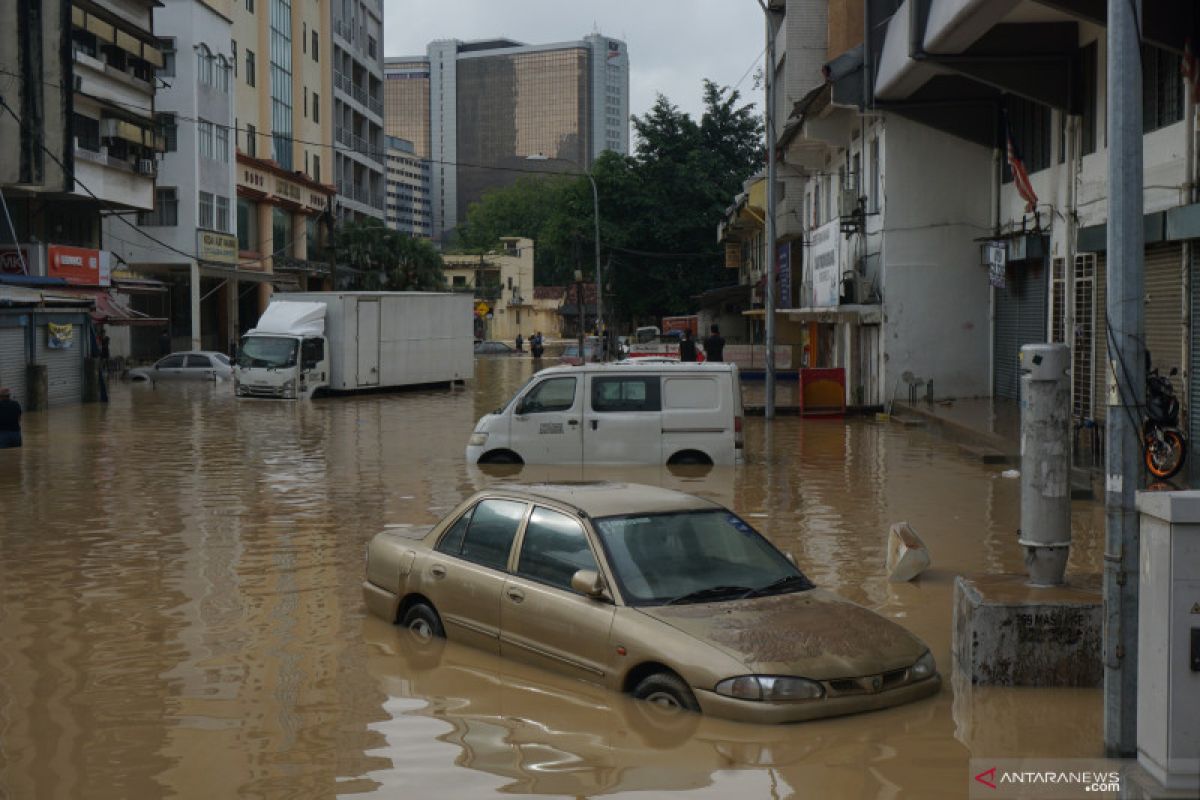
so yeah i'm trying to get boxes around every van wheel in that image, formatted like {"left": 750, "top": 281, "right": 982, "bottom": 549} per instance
{"left": 667, "top": 450, "right": 712, "bottom": 466}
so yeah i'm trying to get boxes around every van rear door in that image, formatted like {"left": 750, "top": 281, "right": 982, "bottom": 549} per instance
{"left": 582, "top": 373, "right": 663, "bottom": 464}
{"left": 661, "top": 372, "right": 735, "bottom": 464}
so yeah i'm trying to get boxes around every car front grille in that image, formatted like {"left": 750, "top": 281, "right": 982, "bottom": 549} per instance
{"left": 241, "top": 385, "right": 285, "bottom": 398}
{"left": 824, "top": 667, "right": 911, "bottom": 697}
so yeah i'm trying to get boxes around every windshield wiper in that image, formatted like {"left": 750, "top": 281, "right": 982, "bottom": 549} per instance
{"left": 664, "top": 585, "right": 755, "bottom": 606}
{"left": 743, "top": 574, "right": 814, "bottom": 599}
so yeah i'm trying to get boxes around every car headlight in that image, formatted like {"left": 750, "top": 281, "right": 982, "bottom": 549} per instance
{"left": 714, "top": 675, "right": 825, "bottom": 701}
{"left": 468, "top": 432, "right": 488, "bottom": 447}
{"left": 911, "top": 650, "right": 936, "bottom": 681}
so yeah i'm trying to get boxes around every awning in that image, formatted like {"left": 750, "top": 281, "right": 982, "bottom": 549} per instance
{"left": 92, "top": 292, "right": 165, "bottom": 326}
{"left": 742, "top": 305, "right": 883, "bottom": 324}
{"left": 112, "top": 277, "right": 168, "bottom": 294}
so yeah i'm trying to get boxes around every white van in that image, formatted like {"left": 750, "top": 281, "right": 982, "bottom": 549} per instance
{"left": 466, "top": 362, "right": 744, "bottom": 465}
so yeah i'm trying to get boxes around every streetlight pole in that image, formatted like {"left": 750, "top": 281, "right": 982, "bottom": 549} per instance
{"left": 756, "top": 0, "right": 778, "bottom": 418}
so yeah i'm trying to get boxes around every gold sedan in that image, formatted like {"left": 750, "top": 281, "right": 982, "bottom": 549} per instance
{"left": 363, "top": 483, "right": 940, "bottom": 723}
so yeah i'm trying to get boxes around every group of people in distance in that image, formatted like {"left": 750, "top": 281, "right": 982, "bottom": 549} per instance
{"left": 679, "top": 324, "right": 725, "bottom": 363}
{"left": 514, "top": 332, "right": 545, "bottom": 358}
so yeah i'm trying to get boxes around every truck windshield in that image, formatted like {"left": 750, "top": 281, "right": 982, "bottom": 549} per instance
{"left": 238, "top": 336, "right": 298, "bottom": 369}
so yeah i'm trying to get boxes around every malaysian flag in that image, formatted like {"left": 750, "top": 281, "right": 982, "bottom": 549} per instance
{"left": 1005, "top": 117, "right": 1038, "bottom": 214}
{"left": 1182, "top": 37, "right": 1200, "bottom": 104}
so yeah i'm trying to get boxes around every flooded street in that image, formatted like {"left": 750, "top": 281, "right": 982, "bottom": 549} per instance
{"left": 0, "top": 357, "right": 1106, "bottom": 799}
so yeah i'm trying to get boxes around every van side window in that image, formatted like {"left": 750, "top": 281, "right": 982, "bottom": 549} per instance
{"left": 519, "top": 377, "right": 576, "bottom": 413}
{"left": 516, "top": 507, "right": 598, "bottom": 592}
{"left": 663, "top": 377, "right": 719, "bottom": 409}
{"left": 591, "top": 377, "right": 661, "bottom": 412}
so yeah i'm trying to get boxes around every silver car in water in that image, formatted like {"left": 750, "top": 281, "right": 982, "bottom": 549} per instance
{"left": 128, "top": 351, "right": 233, "bottom": 383}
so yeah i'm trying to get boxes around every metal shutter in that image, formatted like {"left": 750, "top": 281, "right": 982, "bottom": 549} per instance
{"left": 0, "top": 326, "right": 28, "bottom": 406}
{"left": 1144, "top": 244, "right": 1184, "bottom": 380}
{"left": 993, "top": 259, "right": 1048, "bottom": 400}
{"left": 34, "top": 322, "right": 84, "bottom": 407}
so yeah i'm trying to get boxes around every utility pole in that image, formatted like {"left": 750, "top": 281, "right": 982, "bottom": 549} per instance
{"left": 589, "top": 173, "right": 603, "bottom": 356}
{"left": 1104, "top": 0, "right": 1143, "bottom": 758}
{"left": 756, "top": 0, "right": 779, "bottom": 418}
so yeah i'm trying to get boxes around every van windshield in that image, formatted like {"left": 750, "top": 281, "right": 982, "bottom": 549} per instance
{"left": 238, "top": 336, "right": 298, "bottom": 369}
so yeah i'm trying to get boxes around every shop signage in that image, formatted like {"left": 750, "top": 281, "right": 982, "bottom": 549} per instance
{"left": 810, "top": 219, "right": 840, "bottom": 307}
{"left": 724, "top": 242, "right": 741, "bottom": 269}
{"left": 47, "top": 245, "right": 110, "bottom": 287}
{"left": 777, "top": 243, "right": 792, "bottom": 308}
{"left": 239, "top": 162, "right": 330, "bottom": 214}
{"left": 0, "top": 246, "right": 34, "bottom": 275}
{"left": 47, "top": 322, "right": 75, "bottom": 350}
{"left": 985, "top": 241, "right": 1007, "bottom": 288}
{"left": 196, "top": 230, "right": 238, "bottom": 264}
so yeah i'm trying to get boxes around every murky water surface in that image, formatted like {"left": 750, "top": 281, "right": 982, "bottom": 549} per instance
{"left": 0, "top": 357, "right": 1105, "bottom": 798}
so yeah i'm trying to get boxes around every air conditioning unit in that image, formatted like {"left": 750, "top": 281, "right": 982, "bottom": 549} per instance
{"left": 838, "top": 188, "right": 861, "bottom": 219}
{"left": 99, "top": 118, "right": 120, "bottom": 139}
{"left": 136, "top": 158, "right": 156, "bottom": 176}
{"left": 841, "top": 270, "right": 872, "bottom": 305}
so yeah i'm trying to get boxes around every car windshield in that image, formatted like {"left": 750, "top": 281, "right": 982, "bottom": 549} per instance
{"left": 593, "top": 510, "right": 813, "bottom": 606}
{"left": 237, "top": 336, "right": 297, "bottom": 369}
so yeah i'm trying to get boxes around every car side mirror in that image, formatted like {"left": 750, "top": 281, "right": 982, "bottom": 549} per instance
{"left": 570, "top": 569, "right": 607, "bottom": 599}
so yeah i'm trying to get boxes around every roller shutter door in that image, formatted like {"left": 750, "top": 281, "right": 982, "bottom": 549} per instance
{"left": 34, "top": 322, "right": 83, "bottom": 407}
{"left": 0, "top": 326, "right": 28, "bottom": 406}
{"left": 993, "top": 260, "right": 1048, "bottom": 400}
{"left": 1144, "top": 244, "right": 1184, "bottom": 379}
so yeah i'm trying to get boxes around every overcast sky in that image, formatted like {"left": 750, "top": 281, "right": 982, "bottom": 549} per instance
{"left": 382, "top": 0, "right": 766, "bottom": 126}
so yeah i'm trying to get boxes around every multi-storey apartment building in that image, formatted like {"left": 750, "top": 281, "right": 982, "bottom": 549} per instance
{"left": 1, "top": 0, "right": 163, "bottom": 403}
{"left": 383, "top": 136, "right": 431, "bottom": 239}
{"left": 387, "top": 33, "right": 629, "bottom": 241}
{"left": 330, "top": 0, "right": 385, "bottom": 221}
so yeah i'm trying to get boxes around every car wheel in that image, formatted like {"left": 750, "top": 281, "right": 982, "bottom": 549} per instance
{"left": 400, "top": 602, "right": 445, "bottom": 643}
{"left": 633, "top": 671, "right": 700, "bottom": 713}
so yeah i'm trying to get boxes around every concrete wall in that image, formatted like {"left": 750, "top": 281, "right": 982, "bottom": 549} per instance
{"left": 882, "top": 114, "right": 993, "bottom": 399}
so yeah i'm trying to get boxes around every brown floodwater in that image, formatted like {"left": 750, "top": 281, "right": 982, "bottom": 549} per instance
{"left": 0, "top": 356, "right": 1107, "bottom": 798}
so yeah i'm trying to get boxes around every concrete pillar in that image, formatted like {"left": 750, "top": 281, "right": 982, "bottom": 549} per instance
{"left": 293, "top": 212, "right": 307, "bottom": 260}
{"left": 189, "top": 261, "right": 202, "bottom": 351}
{"left": 226, "top": 278, "right": 238, "bottom": 351}
{"left": 1018, "top": 343, "right": 1072, "bottom": 586}
{"left": 83, "top": 358, "right": 101, "bottom": 403}
{"left": 257, "top": 281, "right": 272, "bottom": 316}
{"left": 25, "top": 364, "right": 47, "bottom": 411}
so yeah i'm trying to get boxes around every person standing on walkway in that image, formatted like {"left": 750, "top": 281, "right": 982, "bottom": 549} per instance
{"left": 703, "top": 324, "right": 725, "bottom": 363}
{"left": 679, "top": 330, "right": 698, "bottom": 362}
{"left": 0, "top": 387, "right": 21, "bottom": 449}
{"left": 158, "top": 327, "right": 171, "bottom": 357}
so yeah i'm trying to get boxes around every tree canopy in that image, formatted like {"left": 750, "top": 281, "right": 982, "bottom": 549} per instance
{"left": 334, "top": 217, "right": 446, "bottom": 291}
{"left": 453, "top": 80, "right": 763, "bottom": 326}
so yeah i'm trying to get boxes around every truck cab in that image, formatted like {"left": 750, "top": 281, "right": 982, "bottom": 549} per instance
{"left": 233, "top": 301, "right": 329, "bottom": 399}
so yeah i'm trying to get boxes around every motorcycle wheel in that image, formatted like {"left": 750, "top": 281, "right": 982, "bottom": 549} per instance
{"left": 1144, "top": 429, "right": 1187, "bottom": 480}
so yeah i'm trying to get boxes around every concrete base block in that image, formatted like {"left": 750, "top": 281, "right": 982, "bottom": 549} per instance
{"left": 952, "top": 573, "right": 1102, "bottom": 686}
{"left": 25, "top": 364, "right": 47, "bottom": 411}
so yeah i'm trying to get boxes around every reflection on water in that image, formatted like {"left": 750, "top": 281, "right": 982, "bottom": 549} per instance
{"left": 0, "top": 357, "right": 1105, "bottom": 798}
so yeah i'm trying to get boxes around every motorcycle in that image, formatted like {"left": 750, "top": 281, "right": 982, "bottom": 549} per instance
{"left": 1144, "top": 366, "right": 1187, "bottom": 480}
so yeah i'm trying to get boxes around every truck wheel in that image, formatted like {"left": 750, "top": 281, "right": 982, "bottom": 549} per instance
{"left": 400, "top": 602, "right": 445, "bottom": 643}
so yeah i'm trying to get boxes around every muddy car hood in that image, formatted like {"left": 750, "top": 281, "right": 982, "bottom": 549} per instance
{"left": 635, "top": 589, "right": 928, "bottom": 679}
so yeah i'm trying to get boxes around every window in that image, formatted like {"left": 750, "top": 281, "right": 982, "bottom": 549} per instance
{"left": 157, "top": 355, "right": 185, "bottom": 369}
{"left": 1080, "top": 42, "right": 1097, "bottom": 155}
{"left": 311, "top": 30, "right": 318, "bottom": 61}
{"left": 158, "top": 38, "right": 176, "bottom": 77}
{"left": 199, "top": 191, "right": 215, "bottom": 230}
{"left": 1142, "top": 44, "right": 1184, "bottom": 133}
{"left": 1003, "top": 95, "right": 1052, "bottom": 180}
{"left": 519, "top": 377, "right": 577, "bottom": 413}
{"left": 517, "top": 508, "right": 598, "bottom": 592}
{"left": 75, "top": 114, "right": 100, "bottom": 152}
{"left": 246, "top": 49, "right": 256, "bottom": 86}
{"left": 138, "top": 187, "right": 179, "bottom": 226}
{"left": 198, "top": 120, "right": 214, "bottom": 159}
{"left": 245, "top": 0, "right": 254, "bottom": 11}
{"left": 303, "top": 86, "right": 308, "bottom": 117}
{"left": 215, "top": 123, "right": 229, "bottom": 162}
{"left": 452, "top": 275, "right": 466, "bottom": 287}
{"left": 367, "top": 36, "right": 377, "bottom": 59}
{"left": 436, "top": 508, "right": 474, "bottom": 556}
{"left": 216, "top": 196, "right": 230, "bottom": 232}
{"left": 869, "top": 137, "right": 880, "bottom": 213}
{"left": 246, "top": 123, "right": 256, "bottom": 157}
{"left": 237, "top": 197, "right": 257, "bottom": 251}
{"left": 439, "top": 499, "right": 526, "bottom": 570}
{"left": 272, "top": 207, "right": 293, "bottom": 252}
{"left": 302, "top": 22, "right": 307, "bottom": 53}
{"left": 312, "top": 92, "right": 319, "bottom": 123}
{"left": 591, "top": 377, "right": 661, "bottom": 413}
{"left": 312, "top": 154, "right": 320, "bottom": 183}
{"left": 155, "top": 113, "right": 177, "bottom": 152}
{"left": 302, "top": 338, "right": 324, "bottom": 368}
{"left": 231, "top": 40, "right": 237, "bottom": 77}
{"left": 196, "top": 44, "right": 214, "bottom": 87}
{"left": 185, "top": 355, "right": 213, "bottom": 369}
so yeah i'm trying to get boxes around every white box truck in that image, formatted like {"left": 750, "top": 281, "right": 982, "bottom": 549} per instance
{"left": 234, "top": 291, "right": 473, "bottom": 399}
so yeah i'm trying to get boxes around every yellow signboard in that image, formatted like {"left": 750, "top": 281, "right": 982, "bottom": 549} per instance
{"left": 474, "top": 301, "right": 491, "bottom": 317}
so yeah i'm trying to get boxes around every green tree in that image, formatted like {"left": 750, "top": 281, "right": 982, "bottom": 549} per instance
{"left": 335, "top": 217, "right": 445, "bottom": 291}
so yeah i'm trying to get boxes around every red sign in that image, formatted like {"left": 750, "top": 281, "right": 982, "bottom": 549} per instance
{"left": 47, "top": 245, "right": 109, "bottom": 286}
{"left": 0, "top": 247, "right": 32, "bottom": 275}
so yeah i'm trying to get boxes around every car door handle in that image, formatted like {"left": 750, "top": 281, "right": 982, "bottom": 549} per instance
{"left": 505, "top": 587, "right": 525, "bottom": 603}
{"left": 430, "top": 564, "right": 447, "bottom": 579}
{"left": 591, "top": 420, "right": 598, "bottom": 430}
{"left": 567, "top": 419, "right": 579, "bottom": 426}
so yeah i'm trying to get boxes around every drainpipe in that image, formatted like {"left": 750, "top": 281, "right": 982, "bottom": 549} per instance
{"left": 1182, "top": 83, "right": 1195, "bottom": 429}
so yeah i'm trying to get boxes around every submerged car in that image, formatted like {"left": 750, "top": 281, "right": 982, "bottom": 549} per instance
{"left": 128, "top": 351, "right": 233, "bottom": 382}
{"left": 363, "top": 483, "right": 940, "bottom": 723}
{"left": 474, "top": 340, "right": 516, "bottom": 355}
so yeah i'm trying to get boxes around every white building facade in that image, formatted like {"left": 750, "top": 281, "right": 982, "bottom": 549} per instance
{"left": 331, "top": 0, "right": 386, "bottom": 221}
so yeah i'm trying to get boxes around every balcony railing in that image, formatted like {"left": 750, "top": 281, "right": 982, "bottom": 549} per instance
{"left": 274, "top": 255, "right": 330, "bottom": 276}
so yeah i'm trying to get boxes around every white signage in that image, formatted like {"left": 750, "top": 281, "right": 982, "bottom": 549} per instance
{"left": 809, "top": 219, "right": 841, "bottom": 307}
